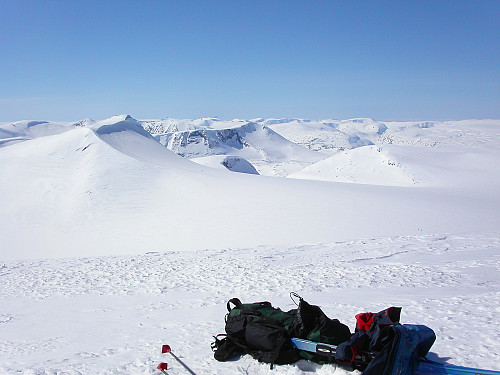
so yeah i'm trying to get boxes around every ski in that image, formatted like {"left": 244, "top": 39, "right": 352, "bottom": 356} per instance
{"left": 290, "top": 337, "right": 375, "bottom": 368}
{"left": 290, "top": 338, "right": 500, "bottom": 375}
{"left": 416, "top": 359, "right": 500, "bottom": 375}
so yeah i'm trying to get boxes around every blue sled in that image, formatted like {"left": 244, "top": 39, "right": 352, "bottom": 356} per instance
{"left": 291, "top": 338, "right": 499, "bottom": 375}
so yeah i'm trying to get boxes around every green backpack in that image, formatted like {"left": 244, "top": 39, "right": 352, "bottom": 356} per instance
{"left": 212, "top": 295, "right": 352, "bottom": 367}
{"left": 212, "top": 298, "right": 301, "bottom": 367}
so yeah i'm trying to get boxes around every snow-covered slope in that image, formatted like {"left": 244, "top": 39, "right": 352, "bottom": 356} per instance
{"left": 379, "top": 119, "right": 500, "bottom": 148}
{"left": 1, "top": 115, "right": 499, "bottom": 260}
{"left": 288, "top": 144, "right": 500, "bottom": 188}
{"left": 191, "top": 155, "right": 259, "bottom": 174}
{"left": 88, "top": 115, "right": 201, "bottom": 168}
{"left": 0, "top": 119, "right": 76, "bottom": 147}
{"left": 261, "top": 118, "right": 385, "bottom": 153}
{"left": 0, "top": 115, "right": 206, "bottom": 259}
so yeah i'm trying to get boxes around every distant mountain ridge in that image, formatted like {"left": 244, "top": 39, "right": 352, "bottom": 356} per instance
{"left": 150, "top": 120, "right": 325, "bottom": 176}
{"left": 153, "top": 122, "right": 313, "bottom": 157}
{"left": 141, "top": 117, "right": 391, "bottom": 156}
{"left": 2, "top": 115, "right": 499, "bottom": 179}
{"left": 140, "top": 117, "right": 248, "bottom": 134}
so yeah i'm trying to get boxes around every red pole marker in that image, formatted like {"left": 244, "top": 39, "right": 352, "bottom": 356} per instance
{"left": 157, "top": 362, "right": 168, "bottom": 374}
{"left": 161, "top": 345, "right": 197, "bottom": 375}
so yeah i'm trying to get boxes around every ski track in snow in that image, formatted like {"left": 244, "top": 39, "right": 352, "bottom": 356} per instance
{"left": 1, "top": 233, "right": 499, "bottom": 374}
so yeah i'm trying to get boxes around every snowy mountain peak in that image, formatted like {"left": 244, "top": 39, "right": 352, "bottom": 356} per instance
{"left": 90, "top": 114, "right": 153, "bottom": 139}
{"left": 97, "top": 114, "right": 135, "bottom": 125}
{"left": 74, "top": 118, "right": 96, "bottom": 127}
{"left": 154, "top": 120, "right": 323, "bottom": 169}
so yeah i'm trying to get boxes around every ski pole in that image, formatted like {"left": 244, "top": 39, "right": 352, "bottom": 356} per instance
{"left": 162, "top": 345, "right": 197, "bottom": 375}
{"left": 157, "top": 362, "right": 168, "bottom": 374}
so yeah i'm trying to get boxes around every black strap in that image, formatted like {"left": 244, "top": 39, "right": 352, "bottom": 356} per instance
{"left": 290, "top": 292, "right": 303, "bottom": 306}
{"left": 227, "top": 298, "right": 272, "bottom": 316}
{"left": 211, "top": 334, "right": 227, "bottom": 352}
{"left": 227, "top": 298, "right": 243, "bottom": 312}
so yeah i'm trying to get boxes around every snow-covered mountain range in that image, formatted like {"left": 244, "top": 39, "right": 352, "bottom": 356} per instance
{"left": 0, "top": 114, "right": 499, "bottom": 374}
{"left": 1, "top": 114, "right": 499, "bottom": 260}
{"left": 152, "top": 121, "right": 325, "bottom": 176}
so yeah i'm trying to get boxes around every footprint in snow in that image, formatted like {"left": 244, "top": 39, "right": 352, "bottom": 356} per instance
{"left": 0, "top": 314, "right": 13, "bottom": 324}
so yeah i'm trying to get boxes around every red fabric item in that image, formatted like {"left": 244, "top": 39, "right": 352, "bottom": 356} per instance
{"left": 355, "top": 312, "right": 375, "bottom": 331}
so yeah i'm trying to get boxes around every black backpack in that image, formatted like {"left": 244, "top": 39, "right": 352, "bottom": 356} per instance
{"left": 211, "top": 298, "right": 301, "bottom": 367}
{"left": 292, "top": 293, "right": 351, "bottom": 362}
{"left": 212, "top": 295, "right": 352, "bottom": 367}
{"left": 293, "top": 292, "right": 351, "bottom": 345}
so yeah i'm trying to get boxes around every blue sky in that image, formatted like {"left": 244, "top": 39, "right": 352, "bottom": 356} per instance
{"left": 1, "top": 0, "right": 498, "bottom": 121}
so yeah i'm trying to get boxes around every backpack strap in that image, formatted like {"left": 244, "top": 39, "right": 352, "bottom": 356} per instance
{"left": 227, "top": 298, "right": 273, "bottom": 316}
{"left": 290, "top": 292, "right": 303, "bottom": 306}
{"left": 225, "top": 299, "right": 290, "bottom": 331}
{"left": 227, "top": 298, "right": 243, "bottom": 312}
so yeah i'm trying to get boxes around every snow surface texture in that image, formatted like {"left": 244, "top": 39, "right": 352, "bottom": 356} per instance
{"left": 0, "top": 115, "right": 499, "bottom": 374}
{"left": 0, "top": 234, "right": 499, "bottom": 374}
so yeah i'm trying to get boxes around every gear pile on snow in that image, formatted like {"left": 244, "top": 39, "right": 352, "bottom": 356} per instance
{"left": 211, "top": 293, "right": 500, "bottom": 375}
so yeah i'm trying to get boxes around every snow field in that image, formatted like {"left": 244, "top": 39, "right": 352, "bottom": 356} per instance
{"left": 1, "top": 233, "right": 499, "bottom": 374}
{"left": 2, "top": 123, "right": 498, "bottom": 260}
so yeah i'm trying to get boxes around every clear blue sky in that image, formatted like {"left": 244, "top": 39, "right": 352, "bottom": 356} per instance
{"left": 1, "top": 0, "right": 498, "bottom": 121}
